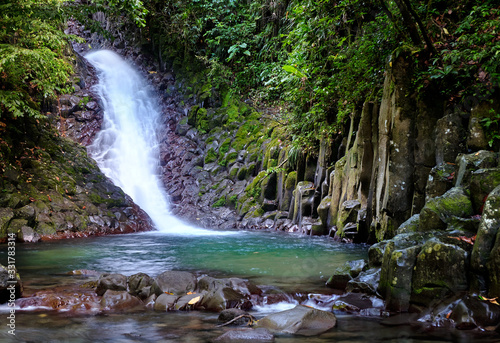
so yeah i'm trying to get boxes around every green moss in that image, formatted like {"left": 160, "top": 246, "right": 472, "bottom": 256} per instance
{"left": 226, "top": 151, "right": 238, "bottom": 163}
{"left": 179, "top": 117, "right": 188, "bottom": 125}
{"left": 212, "top": 197, "right": 226, "bottom": 208}
{"left": 285, "top": 171, "right": 297, "bottom": 189}
{"left": 204, "top": 148, "right": 218, "bottom": 164}
{"left": 219, "top": 138, "right": 231, "bottom": 154}
{"left": 229, "top": 166, "right": 239, "bottom": 178}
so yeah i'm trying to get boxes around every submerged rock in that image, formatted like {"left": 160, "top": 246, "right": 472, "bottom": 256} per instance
{"left": 214, "top": 328, "right": 274, "bottom": 342}
{"left": 256, "top": 305, "right": 336, "bottom": 336}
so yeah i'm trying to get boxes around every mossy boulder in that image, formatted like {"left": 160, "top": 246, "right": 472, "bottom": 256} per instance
{"left": 455, "top": 151, "right": 498, "bottom": 187}
{"left": 469, "top": 168, "right": 500, "bottom": 213}
{"left": 411, "top": 238, "right": 468, "bottom": 307}
{"left": 317, "top": 196, "right": 331, "bottom": 227}
{"left": 425, "top": 163, "right": 455, "bottom": 201}
{"left": 471, "top": 186, "right": 500, "bottom": 294}
{"left": 419, "top": 187, "right": 473, "bottom": 231}
{"left": 396, "top": 214, "right": 420, "bottom": 234}
{"left": 378, "top": 242, "right": 421, "bottom": 312}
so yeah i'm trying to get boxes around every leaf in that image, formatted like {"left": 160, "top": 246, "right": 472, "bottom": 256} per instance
{"left": 188, "top": 296, "right": 201, "bottom": 305}
{"left": 282, "top": 65, "right": 306, "bottom": 78}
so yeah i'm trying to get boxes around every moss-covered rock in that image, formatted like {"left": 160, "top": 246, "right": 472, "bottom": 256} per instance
{"left": 470, "top": 168, "right": 500, "bottom": 213}
{"left": 411, "top": 238, "right": 468, "bottom": 307}
{"left": 419, "top": 187, "right": 473, "bottom": 231}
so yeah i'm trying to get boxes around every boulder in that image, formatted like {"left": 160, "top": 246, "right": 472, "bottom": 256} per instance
{"left": 256, "top": 305, "right": 336, "bottom": 336}
{"left": 419, "top": 187, "right": 473, "bottom": 231}
{"left": 100, "top": 290, "right": 144, "bottom": 312}
{"left": 95, "top": 273, "right": 127, "bottom": 296}
{"left": 411, "top": 238, "right": 468, "bottom": 307}
{"left": 484, "top": 186, "right": 500, "bottom": 297}
{"left": 150, "top": 271, "right": 197, "bottom": 296}
{"left": 471, "top": 185, "right": 500, "bottom": 277}
{"left": 378, "top": 243, "right": 420, "bottom": 312}
{"left": 128, "top": 273, "right": 154, "bottom": 299}
{"left": 217, "top": 308, "right": 249, "bottom": 326}
{"left": 346, "top": 268, "right": 380, "bottom": 295}
{"left": 469, "top": 168, "right": 500, "bottom": 213}
{"left": 455, "top": 151, "right": 498, "bottom": 187}
{"left": 18, "top": 226, "right": 41, "bottom": 243}
{"left": 396, "top": 214, "right": 420, "bottom": 235}
{"left": 425, "top": 163, "right": 455, "bottom": 201}
{"left": 153, "top": 293, "right": 178, "bottom": 311}
{"left": 450, "top": 295, "right": 500, "bottom": 330}
{"left": 174, "top": 293, "right": 203, "bottom": 310}
{"left": 326, "top": 259, "right": 367, "bottom": 290}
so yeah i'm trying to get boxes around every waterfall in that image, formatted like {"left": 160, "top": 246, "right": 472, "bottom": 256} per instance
{"left": 85, "top": 50, "right": 218, "bottom": 235}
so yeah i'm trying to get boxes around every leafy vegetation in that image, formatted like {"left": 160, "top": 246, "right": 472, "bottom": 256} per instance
{"left": 139, "top": 0, "right": 500, "bottom": 152}
{"left": 0, "top": 0, "right": 148, "bottom": 119}
{"left": 1, "top": 0, "right": 499, "bottom": 154}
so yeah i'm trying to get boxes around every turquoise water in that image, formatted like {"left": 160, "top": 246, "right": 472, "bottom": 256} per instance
{"left": 1, "top": 230, "right": 498, "bottom": 342}
{"left": 10, "top": 230, "right": 367, "bottom": 292}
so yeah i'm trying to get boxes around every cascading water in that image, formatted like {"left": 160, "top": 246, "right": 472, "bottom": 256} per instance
{"left": 85, "top": 50, "right": 219, "bottom": 235}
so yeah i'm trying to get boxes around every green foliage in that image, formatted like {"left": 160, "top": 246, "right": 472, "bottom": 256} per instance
{"left": 481, "top": 109, "right": 500, "bottom": 147}
{"left": 0, "top": 0, "right": 77, "bottom": 118}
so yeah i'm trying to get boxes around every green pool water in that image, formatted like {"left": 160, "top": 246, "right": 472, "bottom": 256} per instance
{"left": 0, "top": 230, "right": 497, "bottom": 342}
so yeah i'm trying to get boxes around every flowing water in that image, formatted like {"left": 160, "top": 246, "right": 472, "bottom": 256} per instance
{"left": 0, "top": 51, "right": 497, "bottom": 342}
{"left": 85, "top": 50, "right": 215, "bottom": 236}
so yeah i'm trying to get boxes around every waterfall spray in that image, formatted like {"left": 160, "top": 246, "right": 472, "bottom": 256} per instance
{"left": 85, "top": 50, "right": 220, "bottom": 235}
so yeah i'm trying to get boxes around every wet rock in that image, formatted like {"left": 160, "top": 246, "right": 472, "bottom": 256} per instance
{"left": 100, "top": 290, "right": 144, "bottom": 312}
{"left": 346, "top": 268, "right": 380, "bottom": 295}
{"left": 128, "top": 272, "right": 154, "bottom": 299}
{"left": 419, "top": 187, "right": 473, "bottom": 231}
{"left": 199, "top": 285, "right": 251, "bottom": 312}
{"left": 455, "top": 151, "right": 498, "bottom": 188}
{"left": 368, "top": 241, "right": 387, "bottom": 267}
{"left": 214, "top": 328, "right": 274, "bottom": 342}
{"left": 18, "top": 226, "right": 41, "bottom": 243}
{"left": 378, "top": 242, "right": 420, "bottom": 312}
{"left": 326, "top": 259, "right": 367, "bottom": 290}
{"left": 483, "top": 186, "right": 500, "bottom": 297}
{"left": 425, "top": 163, "right": 455, "bottom": 201}
{"left": 450, "top": 295, "right": 500, "bottom": 330}
{"left": 217, "top": 308, "right": 249, "bottom": 326}
{"left": 396, "top": 214, "right": 420, "bottom": 234}
{"left": 291, "top": 181, "right": 315, "bottom": 224}
{"left": 467, "top": 116, "right": 489, "bottom": 151}
{"left": 153, "top": 293, "right": 178, "bottom": 311}
{"left": 471, "top": 185, "right": 500, "bottom": 277}
{"left": 317, "top": 196, "right": 331, "bottom": 227}
{"left": 174, "top": 293, "right": 203, "bottom": 310}
{"left": 0, "top": 264, "right": 22, "bottom": 303}
{"left": 469, "top": 168, "right": 500, "bottom": 213}
{"left": 95, "top": 273, "right": 127, "bottom": 296}
{"left": 256, "top": 305, "right": 336, "bottom": 336}
{"left": 150, "top": 271, "right": 197, "bottom": 296}
{"left": 411, "top": 238, "right": 468, "bottom": 307}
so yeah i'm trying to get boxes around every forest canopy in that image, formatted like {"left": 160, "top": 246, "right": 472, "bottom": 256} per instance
{"left": 1, "top": 0, "right": 499, "bottom": 150}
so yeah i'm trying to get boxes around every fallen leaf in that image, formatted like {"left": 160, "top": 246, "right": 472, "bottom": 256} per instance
{"left": 188, "top": 296, "right": 201, "bottom": 305}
